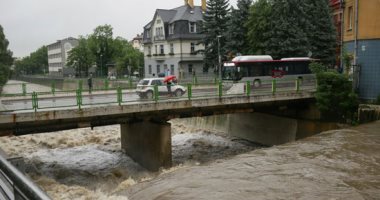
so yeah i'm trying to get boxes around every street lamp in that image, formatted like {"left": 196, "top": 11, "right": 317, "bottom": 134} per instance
{"left": 100, "top": 54, "right": 103, "bottom": 77}
{"left": 217, "top": 35, "right": 222, "bottom": 80}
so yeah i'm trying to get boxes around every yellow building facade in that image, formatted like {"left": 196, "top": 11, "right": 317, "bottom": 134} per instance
{"left": 343, "top": 0, "right": 380, "bottom": 100}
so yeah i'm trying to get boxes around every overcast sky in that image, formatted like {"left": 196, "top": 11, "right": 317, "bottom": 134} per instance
{"left": 0, "top": 0, "right": 238, "bottom": 58}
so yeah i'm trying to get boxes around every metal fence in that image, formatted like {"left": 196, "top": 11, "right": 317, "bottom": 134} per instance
{"left": 0, "top": 77, "right": 317, "bottom": 113}
{"left": 0, "top": 155, "right": 51, "bottom": 200}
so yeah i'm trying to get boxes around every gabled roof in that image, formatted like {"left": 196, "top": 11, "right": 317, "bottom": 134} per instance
{"left": 145, "top": 4, "right": 203, "bottom": 29}
{"left": 170, "top": 5, "right": 203, "bottom": 23}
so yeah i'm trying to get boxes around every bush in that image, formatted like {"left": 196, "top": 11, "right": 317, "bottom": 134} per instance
{"left": 315, "top": 71, "right": 359, "bottom": 122}
{"left": 376, "top": 94, "right": 380, "bottom": 105}
{"left": 309, "top": 62, "right": 326, "bottom": 74}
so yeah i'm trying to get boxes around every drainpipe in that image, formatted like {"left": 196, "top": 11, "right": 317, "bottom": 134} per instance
{"left": 340, "top": 0, "right": 345, "bottom": 69}
{"left": 354, "top": 0, "right": 359, "bottom": 66}
{"left": 354, "top": 0, "right": 359, "bottom": 89}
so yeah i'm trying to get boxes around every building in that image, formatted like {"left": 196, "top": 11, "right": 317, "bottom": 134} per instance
{"left": 47, "top": 37, "right": 78, "bottom": 77}
{"left": 131, "top": 34, "right": 144, "bottom": 52}
{"left": 142, "top": 0, "right": 207, "bottom": 79}
{"left": 342, "top": 0, "right": 380, "bottom": 100}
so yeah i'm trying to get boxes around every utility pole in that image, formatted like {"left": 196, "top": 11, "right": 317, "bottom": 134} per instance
{"left": 217, "top": 35, "right": 222, "bottom": 80}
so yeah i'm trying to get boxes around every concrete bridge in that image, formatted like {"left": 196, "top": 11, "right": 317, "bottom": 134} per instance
{"left": 0, "top": 88, "right": 318, "bottom": 171}
{"left": 1, "top": 77, "right": 322, "bottom": 170}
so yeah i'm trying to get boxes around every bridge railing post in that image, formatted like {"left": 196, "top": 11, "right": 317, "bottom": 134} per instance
{"left": 51, "top": 81, "right": 56, "bottom": 96}
{"left": 272, "top": 79, "right": 277, "bottom": 94}
{"left": 78, "top": 80, "right": 83, "bottom": 92}
{"left": 22, "top": 83, "right": 26, "bottom": 96}
{"left": 187, "top": 84, "right": 192, "bottom": 100}
{"left": 246, "top": 81, "right": 251, "bottom": 96}
{"left": 128, "top": 78, "right": 133, "bottom": 89}
{"left": 31, "top": 92, "right": 38, "bottom": 112}
{"left": 154, "top": 85, "right": 159, "bottom": 102}
{"left": 76, "top": 89, "right": 82, "bottom": 110}
{"left": 104, "top": 79, "right": 109, "bottom": 90}
{"left": 295, "top": 78, "right": 300, "bottom": 92}
{"left": 117, "top": 86, "right": 122, "bottom": 106}
{"left": 218, "top": 81, "right": 223, "bottom": 98}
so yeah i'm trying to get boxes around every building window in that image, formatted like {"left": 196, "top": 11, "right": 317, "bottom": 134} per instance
{"left": 155, "top": 45, "right": 158, "bottom": 54}
{"left": 155, "top": 27, "right": 164, "bottom": 37}
{"left": 170, "top": 43, "right": 174, "bottom": 54}
{"left": 157, "top": 19, "right": 161, "bottom": 24}
{"left": 190, "top": 43, "right": 195, "bottom": 53}
{"left": 188, "top": 64, "right": 193, "bottom": 73}
{"left": 157, "top": 65, "right": 161, "bottom": 74}
{"left": 146, "top": 30, "right": 151, "bottom": 38}
{"left": 148, "top": 65, "right": 152, "bottom": 74}
{"left": 189, "top": 22, "right": 196, "bottom": 33}
{"left": 160, "top": 45, "right": 164, "bottom": 54}
{"left": 148, "top": 46, "right": 151, "bottom": 55}
{"left": 170, "top": 65, "right": 175, "bottom": 75}
{"left": 169, "top": 24, "right": 174, "bottom": 35}
{"left": 348, "top": 6, "right": 353, "bottom": 30}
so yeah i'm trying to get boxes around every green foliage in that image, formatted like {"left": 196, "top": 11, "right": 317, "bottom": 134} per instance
{"left": 0, "top": 25, "right": 14, "bottom": 90}
{"left": 342, "top": 49, "right": 353, "bottom": 77}
{"left": 309, "top": 62, "right": 327, "bottom": 74}
{"left": 66, "top": 37, "right": 94, "bottom": 77}
{"left": 315, "top": 71, "right": 359, "bottom": 121}
{"left": 245, "top": 0, "right": 336, "bottom": 62}
{"left": 246, "top": 0, "right": 272, "bottom": 55}
{"left": 113, "top": 37, "right": 144, "bottom": 77}
{"left": 376, "top": 94, "right": 380, "bottom": 105}
{"left": 266, "top": 0, "right": 310, "bottom": 59}
{"left": 88, "top": 24, "right": 115, "bottom": 76}
{"left": 225, "top": 0, "right": 252, "bottom": 56}
{"left": 14, "top": 46, "right": 48, "bottom": 75}
{"left": 304, "top": 0, "right": 336, "bottom": 66}
{"left": 202, "top": 0, "right": 230, "bottom": 68}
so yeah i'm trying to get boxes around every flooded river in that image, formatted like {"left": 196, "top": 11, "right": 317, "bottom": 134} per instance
{"left": 0, "top": 118, "right": 379, "bottom": 199}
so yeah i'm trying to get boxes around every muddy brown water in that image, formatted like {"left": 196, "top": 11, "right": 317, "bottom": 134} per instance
{"left": 124, "top": 121, "right": 380, "bottom": 200}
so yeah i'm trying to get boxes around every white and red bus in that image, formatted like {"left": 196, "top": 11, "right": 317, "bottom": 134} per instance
{"left": 223, "top": 55, "right": 316, "bottom": 94}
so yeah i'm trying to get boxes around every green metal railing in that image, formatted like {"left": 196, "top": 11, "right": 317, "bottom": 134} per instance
{"left": 0, "top": 77, "right": 317, "bottom": 112}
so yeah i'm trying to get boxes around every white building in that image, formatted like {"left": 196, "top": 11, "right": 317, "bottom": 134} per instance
{"left": 143, "top": 0, "right": 208, "bottom": 79}
{"left": 131, "top": 34, "right": 144, "bottom": 52}
{"left": 47, "top": 37, "right": 78, "bottom": 77}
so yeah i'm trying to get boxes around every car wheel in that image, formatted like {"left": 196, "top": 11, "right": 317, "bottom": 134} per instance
{"left": 146, "top": 91, "right": 154, "bottom": 99}
{"left": 174, "top": 89, "right": 183, "bottom": 97}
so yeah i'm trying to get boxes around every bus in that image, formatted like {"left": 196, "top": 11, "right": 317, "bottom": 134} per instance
{"left": 222, "top": 55, "right": 316, "bottom": 94}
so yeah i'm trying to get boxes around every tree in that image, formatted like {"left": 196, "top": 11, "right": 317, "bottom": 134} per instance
{"left": 265, "top": 0, "right": 310, "bottom": 59}
{"left": 67, "top": 37, "right": 94, "bottom": 77}
{"left": 0, "top": 25, "right": 13, "bottom": 89}
{"left": 202, "top": 0, "right": 230, "bottom": 69}
{"left": 88, "top": 24, "right": 115, "bottom": 76}
{"left": 246, "top": 0, "right": 272, "bottom": 55}
{"left": 225, "top": 0, "right": 252, "bottom": 57}
{"left": 14, "top": 46, "right": 47, "bottom": 75}
{"left": 304, "top": 0, "right": 336, "bottom": 66}
{"left": 113, "top": 37, "right": 143, "bottom": 77}
{"left": 311, "top": 62, "right": 358, "bottom": 122}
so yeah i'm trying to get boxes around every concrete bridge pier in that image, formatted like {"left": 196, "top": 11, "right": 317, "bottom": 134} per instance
{"left": 229, "top": 113, "right": 298, "bottom": 146}
{"left": 120, "top": 120, "right": 172, "bottom": 171}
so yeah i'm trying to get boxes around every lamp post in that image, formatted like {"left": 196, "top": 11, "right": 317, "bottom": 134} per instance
{"left": 217, "top": 35, "right": 222, "bottom": 81}
{"left": 100, "top": 54, "right": 103, "bottom": 77}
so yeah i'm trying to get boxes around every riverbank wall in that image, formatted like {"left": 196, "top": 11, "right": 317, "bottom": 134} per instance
{"left": 358, "top": 104, "right": 380, "bottom": 123}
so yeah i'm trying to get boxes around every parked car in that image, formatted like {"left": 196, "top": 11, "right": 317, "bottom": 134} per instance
{"left": 136, "top": 78, "right": 186, "bottom": 99}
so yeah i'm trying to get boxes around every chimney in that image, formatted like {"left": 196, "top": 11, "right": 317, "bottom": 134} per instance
{"left": 188, "top": 0, "right": 194, "bottom": 8}
{"left": 201, "top": 0, "right": 206, "bottom": 11}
